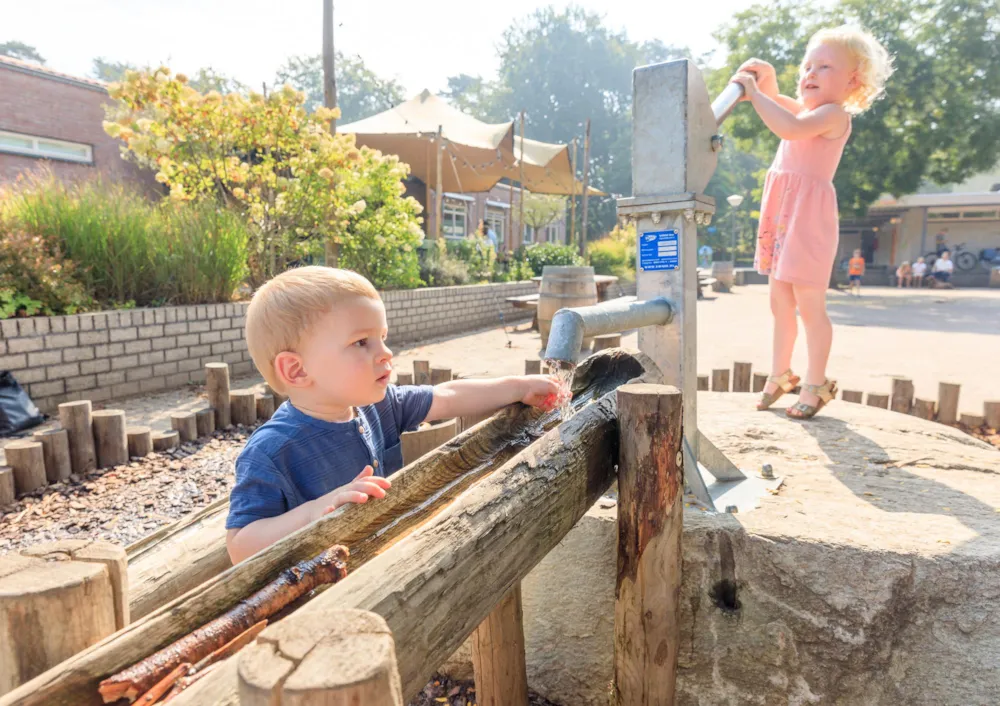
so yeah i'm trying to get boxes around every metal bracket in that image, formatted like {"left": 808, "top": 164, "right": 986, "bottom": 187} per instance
{"left": 617, "top": 192, "right": 716, "bottom": 223}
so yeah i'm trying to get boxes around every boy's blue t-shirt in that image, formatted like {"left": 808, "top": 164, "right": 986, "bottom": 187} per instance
{"left": 226, "top": 384, "right": 434, "bottom": 530}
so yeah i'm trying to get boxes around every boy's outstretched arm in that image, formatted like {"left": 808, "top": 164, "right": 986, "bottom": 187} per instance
{"left": 425, "top": 375, "right": 562, "bottom": 423}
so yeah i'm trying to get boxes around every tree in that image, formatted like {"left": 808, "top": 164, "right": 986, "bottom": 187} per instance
{"left": 104, "top": 68, "right": 423, "bottom": 289}
{"left": 711, "top": 0, "right": 1000, "bottom": 216}
{"left": 521, "top": 193, "right": 566, "bottom": 233}
{"left": 92, "top": 58, "right": 137, "bottom": 83}
{"left": 186, "top": 67, "right": 247, "bottom": 94}
{"left": 274, "top": 53, "right": 406, "bottom": 123}
{"left": 0, "top": 40, "right": 44, "bottom": 64}
{"left": 445, "top": 7, "right": 692, "bottom": 238}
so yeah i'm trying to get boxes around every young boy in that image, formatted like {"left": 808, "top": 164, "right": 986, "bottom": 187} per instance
{"left": 848, "top": 249, "right": 865, "bottom": 296}
{"left": 911, "top": 257, "right": 927, "bottom": 287}
{"left": 226, "top": 266, "right": 561, "bottom": 564}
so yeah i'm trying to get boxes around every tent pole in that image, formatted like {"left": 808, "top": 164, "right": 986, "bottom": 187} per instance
{"left": 518, "top": 111, "right": 526, "bottom": 250}
{"left": 580, "top": 118, "right": 591, "bottom": 258}
{"left": 435, "top": 125, "right": 444, "bottom": 239}
{"left": 569, "top": 137, "right": 578, "bottom": 248}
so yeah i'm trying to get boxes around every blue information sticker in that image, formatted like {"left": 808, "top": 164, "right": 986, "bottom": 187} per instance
{"left": 638, "top": 229, "right": 679, "bottom": 272}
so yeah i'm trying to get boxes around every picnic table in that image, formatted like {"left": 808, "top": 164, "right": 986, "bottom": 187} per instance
{"left": 529, "top": 274, "right": 620, "bottom": 301}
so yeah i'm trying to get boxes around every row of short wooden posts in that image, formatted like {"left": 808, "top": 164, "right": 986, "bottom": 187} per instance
{"left": 0, "top": 362, "right": 283, "bottom": 507}
{"left": 697, "top": 361, "right": 999, "bottom": 430}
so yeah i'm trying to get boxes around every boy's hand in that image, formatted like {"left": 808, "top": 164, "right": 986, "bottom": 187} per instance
{"left": 736, "top": 58, "right": 778, "bottom": 98}
{"left": 520, "top": 375, "right": 567, "bottom": 411}
{"left": 316, "top": 466, "right": 391, "bottom": 519}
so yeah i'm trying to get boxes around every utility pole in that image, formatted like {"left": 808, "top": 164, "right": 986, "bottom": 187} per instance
{"left": 322, "top": 0, "right": 337, "bottom": 131}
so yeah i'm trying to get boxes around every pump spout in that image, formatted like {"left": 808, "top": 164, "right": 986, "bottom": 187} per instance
{"left": 543, "top": 296, "right": 674, "bottom": 366}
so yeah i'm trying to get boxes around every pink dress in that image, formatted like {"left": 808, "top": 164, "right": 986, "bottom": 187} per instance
{"left": 754, "top": 119, "right": 852, "bottom": 288}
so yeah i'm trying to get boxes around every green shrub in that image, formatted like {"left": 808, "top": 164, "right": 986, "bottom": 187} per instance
{"left": 0, "top": 230, "right": 93, "bottom": 317}
{"left": 521, "top": 242, "right": 584, "bottom": 277}
{"left": 446, "top": 236, "right": 496, "bottom": 283}
{"left": 588, "top": 222, "right": 636, "bottom": 280}
{"left": 419, "top": 239, "right": 470, "bottom": 287}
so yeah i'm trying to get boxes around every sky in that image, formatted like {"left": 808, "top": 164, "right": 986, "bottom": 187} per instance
{"left": 2, "top": 0, "right": 752, "bottom": 95}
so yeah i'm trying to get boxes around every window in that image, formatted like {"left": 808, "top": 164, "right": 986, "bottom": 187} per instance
{"left": 928, "top": 209, "right": 998, "bottom": 222}
{"left": 523, "top": 224, "right": 535, "bottom": 243}
{"left": 442, "top": 201, "right": 467, "bottom": 239}
{"left": 546, "top": 224, "right": 560, "bottom": 243}
{"left": 0, "top": 130, "right": 93, "bottom": 164}
{"left": 485, "top": 208, "right": 506, "bottom": 245}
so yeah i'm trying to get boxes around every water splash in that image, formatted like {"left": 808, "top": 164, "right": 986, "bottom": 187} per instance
{"left": 545, "top": 359, "right": 577, "bottom": 421}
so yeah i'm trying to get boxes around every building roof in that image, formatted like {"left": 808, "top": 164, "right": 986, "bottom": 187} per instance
{"left": 0, "top": 55, "right": 108, "bottom": 93}
{"left": 870, "top": 191, "right": 1000, "bottom": 211}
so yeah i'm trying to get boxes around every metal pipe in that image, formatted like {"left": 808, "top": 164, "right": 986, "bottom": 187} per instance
{"left": 712, "top": 82, "right": 745, "bottom": 126}
{"left": 543, "top": 297, "right": 674, "bottom": 365}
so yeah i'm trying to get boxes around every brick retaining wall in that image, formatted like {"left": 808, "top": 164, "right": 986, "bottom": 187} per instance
{"left": 0, "top": 281, "right": 537, "bottom": 412}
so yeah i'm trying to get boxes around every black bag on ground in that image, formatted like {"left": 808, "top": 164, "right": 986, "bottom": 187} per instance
{"left": 0, "top": 370, "right": 45, "bottom": 436}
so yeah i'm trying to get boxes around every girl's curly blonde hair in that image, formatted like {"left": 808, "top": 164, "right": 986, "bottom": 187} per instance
{"left": 802, "top": 25, "right": 894, "bottom": 115}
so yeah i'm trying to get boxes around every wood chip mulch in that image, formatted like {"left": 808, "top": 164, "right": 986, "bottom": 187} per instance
{"left": 410, "top": 673, "right": 562, "bottom": 706}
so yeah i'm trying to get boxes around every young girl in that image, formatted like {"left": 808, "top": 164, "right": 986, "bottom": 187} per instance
{"left": 731, "top": 26, "right": 892, "bottom": 419}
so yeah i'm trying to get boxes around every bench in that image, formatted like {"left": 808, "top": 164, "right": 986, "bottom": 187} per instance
{"left": 506, "top": 293, "right": 539, "bottom": 330}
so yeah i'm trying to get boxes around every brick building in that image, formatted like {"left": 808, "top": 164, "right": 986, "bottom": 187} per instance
{"left": 0, "top": 56, "right": 153, "bottom": 189}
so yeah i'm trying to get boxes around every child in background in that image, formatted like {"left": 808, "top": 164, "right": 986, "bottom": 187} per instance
{"left": 895, "top": 261, "right": 912, "bottom": 288}
{"left": 848, "top": 249, "right": 866, "bottom": 296}
{"left": 732, "top": 26, "right": 893, "bottom": 420}
{"left": 225, "top": 266, "right": 563, "bottom": 564}
{"left": 911, "top": 256, "right": 927, "bottom": 287}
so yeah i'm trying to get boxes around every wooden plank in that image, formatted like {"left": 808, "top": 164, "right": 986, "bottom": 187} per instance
{"left": 401, "top": 419, "right": 459, "bottom": 467}
{"left": 890, "top": 377, "right": 914, "bottom": 415}
{"left": 471, "top": 584, "right": 528, "bottom": 706}
{"left": 937, "top": 382, "right": 960, "bottom": 425}
{"left": 170, "top": 388, "right": 626, "bottom": 705}
{"left": 614, "top": 385, "right": 682, "bottom": 705}
{"left": 732, "top": 362, "right": 752, "bottom": 393}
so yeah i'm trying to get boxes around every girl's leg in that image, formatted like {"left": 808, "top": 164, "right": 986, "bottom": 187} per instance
{"left": 763, "top": 278, "right": 798, "bottom": 395}
{"left": 792, "top": 284, "right": 833, "bottom": 406}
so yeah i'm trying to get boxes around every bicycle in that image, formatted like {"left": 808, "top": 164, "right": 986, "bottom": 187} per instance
{"left": 924, "top": 242, "right": 979, "bottom": 272}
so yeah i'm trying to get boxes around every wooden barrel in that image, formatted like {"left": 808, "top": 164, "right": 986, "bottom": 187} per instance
{"left": 537, "top": 266, "right": 597, "bottom": 349}
{"left": 711, "top": 261, "right": 734, "bottom": 292}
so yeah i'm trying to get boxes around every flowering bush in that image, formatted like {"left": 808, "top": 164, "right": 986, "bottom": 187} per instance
{"left": 0, "top": 229, "right": 92, "bottom": 318}
{"left": 588, "top": 222, "right": 636, "bottom": 280}
{"left": 104, "top": 67, "right": 423, "bottom": 289}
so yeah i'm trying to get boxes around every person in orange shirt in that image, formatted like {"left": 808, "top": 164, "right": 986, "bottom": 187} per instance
{"left": 848, "top": 249, "right": 865, "bottom": 296}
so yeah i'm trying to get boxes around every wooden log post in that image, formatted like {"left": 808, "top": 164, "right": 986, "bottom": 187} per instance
{"left": 401, "top": 419, "right": 459, "bottom": 467}
{"left": 0, "top": 467, "right": 13, "bottom": 507}
{"left": 413, "top": 360, "right": 431, "bottom": 386}
{"left": 890, "top": 377, "right": 914, "bottom": 415}
{"left": 697, "top": 375, "right": 709, "bottom": 391}
{"left": 593, "top": 333, "right": 622, "bottom": 352}
{"left": 263, "top": 384, "right": 287, "bottom": 408}
{"left": 752, "top": 373, "right": 768, "bottom": 393}
{"left": 961, "top": 414, "right": 985, "bottom": 429}
{"left": 126, "top": 427, "right": 153, "bottom": 458}
{"left": 430, "top": 367, "right": 452, "bottom": 386}
{"left": 396, "top": 372, "right": 414, "bottom": 386}
{"left": 255, "top": 393, "right": 275, "bottom": 422}
{"left": 913, "top": 398, "right": 936, "bottom": 420}
{"left": 32, "top": 429, "right": 71, "bottom": 484}
{"left": 230, "top": 390, "right": 257, "bottom": 427}
{"left": 842, "top": 390, "right": 864, "bottom": 403}
{"left": 615, "top": 384, "right": 682, "bottom": 706}
{"left": 525, "top": 360, "right": 542, "bottom": 375}
{"left": 58, "top": 400, "right": 95, "bottom": 474}
{"left": 170, "top": 412, "right": 198, "bottom": 443}
{"left": 867, "top": 393, "right": 889, "bottom": 409}
{"left": 206, "top": 363, "right": 232, "bottom": 429}
{"left": 5, "top": 441, "right": 46, "bottom": 495}
{"left": 471, "top": 584, "right": 529, "bottom": 706}
{"left": 195, "top": 409, "right": 216, "bottom": 438}
{"left": 238, "top": 608, "right": 403, "bottom": 706}
{"left": 92, "top": 410, "right": 128, "bottom": 469}
{"left": 711, "top": 368, "right": 730, "bottom": 392}
{"left": 732, "top": 362, "right": 752, "bottom": 393}
{"left": 152, "top": 431, "right": 180, "bottom": 452}
{"left": 984, "top": 401, "right": 1000, "bottom": 431}
{"left": 0, "top": 540, "right": 127, "bottom": 695}
{"left": 938, "top": 382, "right": 960, "bottom": 425}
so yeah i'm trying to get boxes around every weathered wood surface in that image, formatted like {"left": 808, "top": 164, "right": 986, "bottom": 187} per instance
{"left": 961, "top": 414, "right": 985, "bottom": 429}
{"left": 614, "top": 385, "right": 683, "bottom": 705}
{"left": 593, "top": 333, "right": 622, "bottom": 352}
{"left": 171, "top": 412, "right": 198, "bottom": 443}
{"left": 59, "top": 400, "right": 96, "bottom": 474}
{"left": 937, "top": 382, "right": 960, "bottom": 425}
{"left": 2, "top": 349, "right": 660, "bottom": 706}
{"left": 401, "top": 419, "right": 458, "bottom": 467}
{"left": 842, "top": 390, "right": 864, "bottom": 404}
{"left": 697, "top": 375, "right": 709, "bottom": 392}
{"left": 711, "top": 369, "right": 729, "bottom": 392}
{"left": 237, "top": 608, "right": 403, "bottom": 706}
{"left": 430, "top": 367, "right": 452, "bottom": 385}
{"left": 525, "top": 360, "right": 542, "bottom": 375}
{"left": 195, "top": 409, "right": 216, "bottom": 438}
{"left": 1, "top": 540, "right": 126, "bottom": 696}
{"left": 471, "top": 584, "right": 528, "bottom": 706}
{"left": 152, "top": 431, "right": 179, "bottom": 452}
{"left": 92, "top": 410, "right": 128, "bottom": 469}
{"left": 0, "top": 467, "right": 13, "bottom": 507}
{"left": 413, "top": 360, "right": 431, "bottom": 386}
{"left": 32, "top": 428, "right": 71, "bottom": 483}
{"left": 752, "top": 372, "right": 767, "bottom": 393}
{"left": 396, "top": 372, "right": 414, "bottom": 386}
{"left": 206, "top": 363, "right": 232, "bottom": 428}
{"left": 168, "top": 379, "right": 633, "bottom": 705}
{"left": 230, "top": 390, "right": 256, "bottom": 427}
{"left": 255, "top": 393, "right": 275, "bottom": 422}
{"left": 890, "top": 377, "right": 914, "bottom": 415}
{"left": 5, "top": 441, "right": 46, "bottom": 495}
{"left": 126, "top": 427, "right": 153, "bottom": 458}
{"left": 984, "top": 401, "right": 1000, "bottom": 431}
{"left": 866, "top": 393, "right": 889, "bottom": 409}
{"left": 732, "top": 362, "right": 752, "bottom": 393}
{"left": 913, "top": 398, "right": 936, "bottom": 420}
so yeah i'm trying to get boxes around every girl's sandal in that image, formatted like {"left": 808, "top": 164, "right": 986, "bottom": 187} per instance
{"left": 786, "top": 380, "right": 838, "bottom": 420}
{"left": 756, "top": 370, "right": 801, "bottom": 411}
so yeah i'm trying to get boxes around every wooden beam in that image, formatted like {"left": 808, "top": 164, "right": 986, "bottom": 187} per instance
{"left": 614, "top": 384, "right": 682, "bottom": 705}
{"left": 166, "top": 388, "right": 627, "bottom": 705}
{"left": 471, "top": 584, "right": 528, "bottom": 706}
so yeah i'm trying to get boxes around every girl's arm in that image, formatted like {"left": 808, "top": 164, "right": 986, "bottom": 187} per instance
{"left": 732, "top": 73, "right": 848, "bottom": 141}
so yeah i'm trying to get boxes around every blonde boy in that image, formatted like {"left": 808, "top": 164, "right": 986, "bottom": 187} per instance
{"left": 226, "top": 267, "right": 559, "bottom": 563}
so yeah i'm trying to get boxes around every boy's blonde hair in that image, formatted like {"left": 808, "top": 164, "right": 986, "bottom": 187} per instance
{"left": 802, "top": 25, "right": 894, "bottom": 115}
{"left": 245, "top": 266, "right": 380, "bottom": 392}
